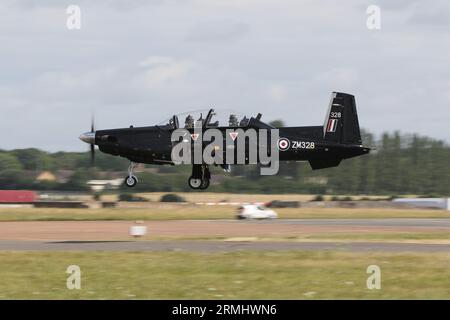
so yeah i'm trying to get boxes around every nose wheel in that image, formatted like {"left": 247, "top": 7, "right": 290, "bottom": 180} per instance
{"left": 125, "top": 175, "right": 138, "bottom": 187}
{"left": 124, "top": 162, "right": 139, "bottom": 188}
{"left": 188, "top": 164, "right": 210, "bottom": 190}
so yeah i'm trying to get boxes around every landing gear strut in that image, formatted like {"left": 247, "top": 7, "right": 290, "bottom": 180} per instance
{"left": 124, "top": 162, "right": 138, "bottom": 187}
{"left": 188, "top": 164, "right": 210, "bottom": 190}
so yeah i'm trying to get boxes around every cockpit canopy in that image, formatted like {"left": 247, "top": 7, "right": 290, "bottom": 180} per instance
{"left": 159, "top": 109, "right": 275, "bottom": 130}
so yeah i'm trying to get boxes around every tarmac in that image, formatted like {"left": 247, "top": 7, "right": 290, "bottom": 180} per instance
{"left": 0, "top": 218, "right": 448, "bottom": 252}
{"left": 0, "top": 239, "right": 448, "bottom": 252}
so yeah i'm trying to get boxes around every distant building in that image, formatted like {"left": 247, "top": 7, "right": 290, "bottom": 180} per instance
{"left": 0, "top": 190, "right": 37, "bottom": 203}
{"left": 305, "top": 176, "right": 328, "bottom": 185}
{"left": 393, "top": 198, "right": 450, "bottom": 211}
{"left": 35, "top": 171, "right": 56, "bottom": 182}
{"left": 55, "top": 170, "right": 73, "bottom": 183}
{"left": 87, "top": 179, "right": 123, "bottom": 192}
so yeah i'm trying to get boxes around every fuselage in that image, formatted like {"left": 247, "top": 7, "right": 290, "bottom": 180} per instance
{"left": 94, "top": 125, "right": 369, "bottom": 167}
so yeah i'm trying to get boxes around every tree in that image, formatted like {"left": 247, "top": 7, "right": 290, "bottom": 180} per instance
{"left": 12, "top": 148, "right": 55, "bottom": 171}
{"left": 0, "top": 153, "right": 24, "bottom": 188}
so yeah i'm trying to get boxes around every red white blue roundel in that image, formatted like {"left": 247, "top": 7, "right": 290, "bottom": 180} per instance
{"left": 277, "top": 138, "right": 290, "bottom": 151}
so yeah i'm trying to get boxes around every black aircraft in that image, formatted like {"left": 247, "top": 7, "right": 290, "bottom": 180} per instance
{"left": 79, "top": 92, "right": 370, "bottom": 190}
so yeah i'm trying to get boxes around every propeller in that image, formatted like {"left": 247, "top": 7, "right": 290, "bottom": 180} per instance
{"left": 79, "top": 116, "right": 96, "bottom": 165}
{"left": 90, "top": 117, "right": 95, "bottom": 165}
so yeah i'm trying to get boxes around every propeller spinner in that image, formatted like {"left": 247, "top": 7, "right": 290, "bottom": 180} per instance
{"left": 79, "top": 118, "right": 96, "bottom": 164}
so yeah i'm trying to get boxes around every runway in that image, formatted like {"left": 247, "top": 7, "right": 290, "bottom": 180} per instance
{"left": 0, "top": 218, "right": 448, "bottom": 252}
{"left": 271, "top": 218, "right": 450, "bottom": 227}
{"left": 0, "top": 240, "right": 449, "bottom": 252}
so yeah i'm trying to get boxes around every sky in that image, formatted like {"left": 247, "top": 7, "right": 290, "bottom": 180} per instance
{"left": 0, "top": 0, "right": 449, "bottom": 152}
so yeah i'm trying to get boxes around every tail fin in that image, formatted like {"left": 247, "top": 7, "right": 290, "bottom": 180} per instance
{"left": 323, "top": 92, "right": 362, "bottom": 145}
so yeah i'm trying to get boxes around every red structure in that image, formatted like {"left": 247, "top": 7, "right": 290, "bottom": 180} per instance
{"left": 0, "top": 190, "right": 37, "bottom": 203}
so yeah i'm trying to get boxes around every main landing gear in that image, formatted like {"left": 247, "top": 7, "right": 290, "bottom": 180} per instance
{"left": 123, "top": 162, "right": 211, "bottom": 190}
{"left": 124, "top": 162, "right": 138, "bottom": 187}
{"left": 188, "top": 164, "right": 210, "bottom": 190}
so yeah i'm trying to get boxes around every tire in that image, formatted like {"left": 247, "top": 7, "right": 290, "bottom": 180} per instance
{"left": 188, "top": 176, "right": 202, "bottom": 189}
{"left": 125, "top": 175, "right": 138, "bottom": 187}
{"left": 199, "top": 178, "right": 210, "bottom": 190}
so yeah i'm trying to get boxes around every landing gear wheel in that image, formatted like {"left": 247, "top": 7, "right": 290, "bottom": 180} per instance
{"left": 125, "top": 175, "right": 138, "bottom": 187}
{"left": 189, "top": 164, "right": 211, "bottom": 190}
{"left": 124, "top": 162, "right": 138, "bottom": 187}
{"left": 200, "top": 178, "right": 210, "bottom": 190}
{"left": 188, "top": 176, "right": 202, "bottom": 189}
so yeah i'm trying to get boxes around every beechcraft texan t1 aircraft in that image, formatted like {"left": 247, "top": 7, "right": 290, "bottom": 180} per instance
{"left": 79, "top": 92, "right": 371, "bottom": 190}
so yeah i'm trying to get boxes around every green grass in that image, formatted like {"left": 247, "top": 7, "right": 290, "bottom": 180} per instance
{"left": 0, "top": 207, "right": 233, "bottom": 221}
{"left": 0, "top": 207, "right": 449, "bottom": 221}
{"left": 0, "top": 251, "right": 448, "bottom": 299}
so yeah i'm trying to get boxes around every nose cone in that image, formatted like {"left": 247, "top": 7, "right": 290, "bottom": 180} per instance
{"left": 79, "top": 132, "right": 95, "bottom": 144}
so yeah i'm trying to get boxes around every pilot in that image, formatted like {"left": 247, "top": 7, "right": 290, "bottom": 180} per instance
{"left": 239, "top": 116, "right": 249, "bottom": 127}
{"left": 229, "top": 114, "right": 239, "bottom": 127}
{"left": 196, "top": 113, "right": 204, "bottom": 127}
{"left": 185, "top": 115, "right": 194, "bottom": 128}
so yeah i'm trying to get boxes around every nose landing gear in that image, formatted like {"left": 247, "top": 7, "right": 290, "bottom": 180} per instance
{"left": 124, "top": 162, "right": 139, "bottom": 187}
{"left": 188, "top": 164, "right": 210, "bottom": 190}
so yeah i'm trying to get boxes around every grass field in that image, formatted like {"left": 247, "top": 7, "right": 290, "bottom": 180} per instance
{"left": 0, "top": 251, "right": 448, "bottom": 299}
{"left": 0, "top": 207, "right": 449, "bottom": 221}
{"left": 102, "top": 192, "right": 322, "bottom": 202}
{"left": 101, "top": 192, "right": 408, "bottom": 203}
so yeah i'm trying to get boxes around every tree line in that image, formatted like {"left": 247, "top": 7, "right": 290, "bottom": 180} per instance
{"left": 0, "top": 130, "right": 449, "bottom": 195}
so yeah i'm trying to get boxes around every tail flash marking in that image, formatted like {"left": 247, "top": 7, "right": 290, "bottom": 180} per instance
{"left": 326, "top": 119, "right": 338, "bottom": 132}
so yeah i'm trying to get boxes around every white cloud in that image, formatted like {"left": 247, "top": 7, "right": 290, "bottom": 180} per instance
{"left": 138, "top": 56, "right": 194, "bottom": 87}
{"left": 267, "top": 84, "right": 288, "bottom": 102}
{"left": 139, "top": 56, "right": 176, "bottom": 67}
{"left": 186, "top": 20, "right": 250, "bottom": 42}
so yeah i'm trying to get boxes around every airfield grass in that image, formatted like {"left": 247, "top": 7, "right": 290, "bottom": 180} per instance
{"left": 0, "top": 251, "right": 448, "bottom": 299}
{"left": 102, "top": 192, "right": 321, "bottom": 203}
{"left": 102, "top": 192, "right": 409, "bottom": 203}
{"left": 0, "top": 207, "right": 449, "bottom": 221}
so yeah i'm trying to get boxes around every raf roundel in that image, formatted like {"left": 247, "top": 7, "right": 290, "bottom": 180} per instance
{"left": 277, "top": 138, "right": 290, "bottom": 151}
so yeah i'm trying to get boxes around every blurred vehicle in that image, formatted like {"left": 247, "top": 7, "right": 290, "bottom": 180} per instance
{"left": 236, "top": 204, "right": 278, "bottom": 220}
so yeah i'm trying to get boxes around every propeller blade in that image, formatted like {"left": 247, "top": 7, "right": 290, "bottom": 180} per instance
{"left": 91, "top": 116, "right": 95, "bottom": 133}
{"left": 90, "top": 143, "right": 95, "bottom": 165}
{"left": 90, "top": 115, "right": 95, "bottom": 165}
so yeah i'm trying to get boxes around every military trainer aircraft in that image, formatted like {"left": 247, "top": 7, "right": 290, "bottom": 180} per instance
{"left": 79, "top": 92, "right": 371, "bottom": 190}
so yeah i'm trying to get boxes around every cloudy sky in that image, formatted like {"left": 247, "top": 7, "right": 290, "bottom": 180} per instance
{"left": 1, "top": 0, "right": 449, "bottom": 151}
